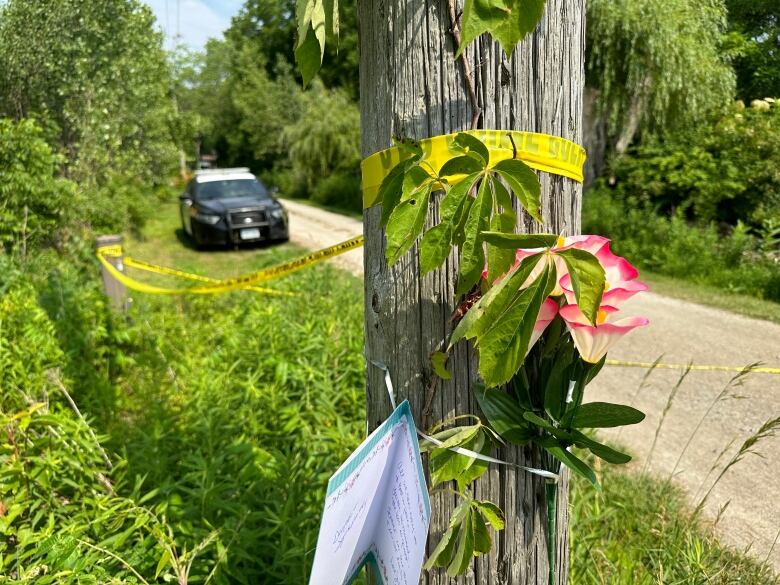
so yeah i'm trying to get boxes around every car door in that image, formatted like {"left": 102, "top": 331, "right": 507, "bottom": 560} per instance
{"left": 180, "top": 182, "right": 195, "bottom": 235}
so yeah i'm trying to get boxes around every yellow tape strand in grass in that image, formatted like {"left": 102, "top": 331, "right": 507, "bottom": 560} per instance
{"left": 606, "top": 359, "right": 780, "bottom": 375}
{"left": 96, "top": 235, "right": 364, "bottom": 296}
{"left": 361, "top": 130, "right": 587, "bottom": 209}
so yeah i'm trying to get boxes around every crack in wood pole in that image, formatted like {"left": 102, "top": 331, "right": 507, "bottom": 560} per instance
{"left": 446, "top": 0, "right": 481, "bottom": 129}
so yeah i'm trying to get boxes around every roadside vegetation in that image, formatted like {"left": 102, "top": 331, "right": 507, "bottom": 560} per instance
{"left": 1, "top": 0, "right": 779, "bottom": 582}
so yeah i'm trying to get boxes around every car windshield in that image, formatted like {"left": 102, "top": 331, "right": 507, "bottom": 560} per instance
{"left": 197, "top": 179, "right": 269, "bottom": 201}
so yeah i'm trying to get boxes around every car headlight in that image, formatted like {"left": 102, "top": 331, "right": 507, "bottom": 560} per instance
{"left": 270, "top": 208, "right": 285, "bottom": 220}
{"left": 195, "top": 212, "right": 221, "bottom": 225}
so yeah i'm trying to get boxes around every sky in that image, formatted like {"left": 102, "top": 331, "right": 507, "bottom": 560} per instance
{"left": 144, "top": 0, "right": 245, "bottom": 50}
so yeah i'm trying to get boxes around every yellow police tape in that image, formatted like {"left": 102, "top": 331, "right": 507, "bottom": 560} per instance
{"left": 605, "top": 359, "right": 780, "bottom": 375}
{"left": 96, "top": 235, "right": 364, "bottom": 296}
{"left": 361, "top": 130, "right": 587, "bottom": 208}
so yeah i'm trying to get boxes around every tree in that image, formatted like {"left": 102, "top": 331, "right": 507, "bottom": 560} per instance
{"left": 0, "top": 0, "right": 178, "bottom": 186}
{"left": 358, "top": 1, "right": 585, "bottom": 582}
{"left": 726, "top": 0, "right": 780, "bottom": 102}
{"left": 587, "top": 0, "right": 735, "bottom": 155}
{"left": 228, "top": 0, "right": 359, "bottom": 99}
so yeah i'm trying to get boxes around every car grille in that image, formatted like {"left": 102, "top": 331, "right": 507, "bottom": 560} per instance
{"left": 229, "top": 209, "right": 267, "bottom": 225}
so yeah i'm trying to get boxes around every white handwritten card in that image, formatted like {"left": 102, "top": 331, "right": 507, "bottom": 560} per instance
{"left": 309, "top": 400, "right": 431, "bottom": 585}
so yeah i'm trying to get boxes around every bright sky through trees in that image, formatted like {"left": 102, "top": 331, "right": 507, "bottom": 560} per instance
{"left": 145, "top": 0, "right": 243, "bottom": 49}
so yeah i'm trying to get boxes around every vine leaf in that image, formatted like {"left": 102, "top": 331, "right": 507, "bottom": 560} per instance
{"left": 449, "top": 505, "right": 474, "bottom": 576}
{"left": 452, "top": 132, "right": 490, "bottom": 165}
{"left": 493, "top": 159, "right": 542, "bottom": 222}
{"left": 459, "top": 0, "right": 547, "bottom": 57}
{"left": 474, "top": 501, "right": 505, "bottom": 530}
{"left": 295, "top": 0, "right": 339, "bottom": 86}
{"left": 557, "top": 248, "right": 606, "bottom": 325}
{"left": 472, "top": 511, "right": 492, "bottom": 554}
{"left": 481, "top": 232, "right": 558, "bottom": 249}
{"left": 385, "top": 181, "right": 433, "bottom": 264}
{"left": 457, "top": 177, "right": 493, "bottom": 294}
{"left": 431, "top": 351, "right": 452, "bottom": 380}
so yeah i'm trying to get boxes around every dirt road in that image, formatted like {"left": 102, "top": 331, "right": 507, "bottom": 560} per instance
{"left": 283, "top": 198, "right": 780, "bottom": 569}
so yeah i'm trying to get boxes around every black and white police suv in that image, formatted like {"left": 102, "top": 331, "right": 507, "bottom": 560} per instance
{"left": 179, "top": 168, "right": 289, "bottom": 247}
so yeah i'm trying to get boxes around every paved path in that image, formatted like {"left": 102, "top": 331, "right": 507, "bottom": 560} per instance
{"left": 283, "top": 198, "right": 780, "bottom": 569}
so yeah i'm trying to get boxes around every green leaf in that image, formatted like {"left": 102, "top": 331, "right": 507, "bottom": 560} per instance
{"left": 385, "top": 183, "right": 432, "bottom": 265}
{"left": 472, "top": 509, "right": 492, "bottom": 554}
{"left": 439, "top": 155, "right": 486, "bottom": 178}
{"left": 481, "top": 232, "right": 558, "bottom": 249}
{"left": 473, "top": 385, "right": 533, "bottom": 443}
{"left": 378, "top": 161, "right": 410, "bottom": 226}
{"left": 541, "top": 440, "right": 599, "bottom": 488}
{"left": 475, "top": 264, "right": 554, "bottom": 387}
{"left": 493, "top": 159, "right": 542, "bottom": 222}
{"left": 486, "top": 209, "right": 516, "bottom": 282}
{"left": 424, "top": 527, "right": 458, "bottom": 569}
{"left": 459, "top": 0, "right": 547, "bottom": 57}
{"left": 155, "top": 549, "right": 171, "bottom": 579}
{"left": 474, "top": 501, "right": 505, "bottom": 530}
{"left": 448, "top": 506, "right": 474, "bottom": 576}
{"left": 452, "top": 133, "right": 490, "bottom": 165}
{"left": 420, "top": 223, "right": 453, "bottom": 274}
{"left": 457, "top": 178, "right": 493, "bottom": 294}
{"left": 294, "top": 26, "right": 323, "bottom": 87}
{"left": 431, "top": 351, "right": 452, "bottom": 380}
{"left": 454, "top": 432, "right": 490, "bottom": 492}
{"left": 557, "top": 248, "right": 606, "bottom": 325}
{"left": 522, "top": 411, "right": 572, "bottom": 441}
{"left": 571, "top": 402, "right": 646, "bottom": 428}
{"left": 571, "top": 430, "right": 632, "bottom": 464}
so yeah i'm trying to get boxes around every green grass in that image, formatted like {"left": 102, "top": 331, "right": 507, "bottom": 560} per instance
{"left": 571, "top": 464, "right": 779, "bottom": 584}
{"left": 643, "top": 270, "right": 780, "bottom": 324}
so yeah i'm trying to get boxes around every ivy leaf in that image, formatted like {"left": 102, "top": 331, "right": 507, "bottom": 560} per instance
{"left": 439, "top": 155, "right": 485, "bottom": 178}
{"left": 473, "top": 385, "right": 534, "bottom": 443}
{"left": 475, "top": 264, "right": 554, "bottom": 387}
{"left": 459, "top": 0, "right": 547, "bottom": 57}
{"left": 448, "top": 506, "right": 474, "bottom": 576}
{"left": 474, "top": 501, "right": 505, "bottom": 530}
{"left": 493, "top": 159, "right": 542, "bottom": 222}
{"left": 472, "top": 509, "right": 492, "bottom": 554}
{"left": 420, "top": 223, "right": 453, "bottom": 274}
{"left": 450, "top": 252, "right": 543, "bottom": 347}
{"left": 378, "top": 161, "right": 411, "bottom": 227}
{"left": 481, "top": 232, "right": 558, "bottom": 249}
{"left": 424, "top": 526, "right": 458, "bottom": 569}
{"left": 385, "top": 183, "right": 432, "bottom": 265}
{"left": 556, "top": 248, "right": 606, "bottom": 325}
{"left": 571, "top": 402, "right": 645, "bottom": 428}
{"left": 486, "top": 209, "right": 516, "bottom": 282}
{"left": 571, "top": 430, "right": 632, "bottom": 464}
{"left": 452, "top": 132, "right": 490, "bottom": 165}
{"left": 457, "top": 178, "right": 493, "bottom": 295}
{"left": 430, "top": 426, "right": 490, "bottom": 488}
{"left": 430, "top": 351, "right": 452, "bottom": 380}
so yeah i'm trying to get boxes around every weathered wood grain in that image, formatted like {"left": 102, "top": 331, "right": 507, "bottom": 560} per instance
{"left": 359, "top": 2, "right": 585, "bottom": 582}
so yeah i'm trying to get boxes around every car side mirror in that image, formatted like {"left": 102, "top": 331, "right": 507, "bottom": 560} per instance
{"left": 269, "top": 186, "right": 279, "bottom": 196}
{"left": 180, "top": 193, "right": 193, "bottom": 206}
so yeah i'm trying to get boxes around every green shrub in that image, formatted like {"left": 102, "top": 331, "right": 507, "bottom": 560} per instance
{"left": 311, "top": 171, "right": 362, "bottom": 213}
{"left": 0, "top": 119, "right": 74, "bottom": 253}
{"left": 608, "top": 103, "right": 780, "bottom": 227}
{"left": 583, "top": 187, "right": 780, "bottom": 301}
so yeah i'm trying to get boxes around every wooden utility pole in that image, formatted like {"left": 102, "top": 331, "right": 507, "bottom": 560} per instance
{"left": 359, "top": 1, "right": 585, "bottom": 583}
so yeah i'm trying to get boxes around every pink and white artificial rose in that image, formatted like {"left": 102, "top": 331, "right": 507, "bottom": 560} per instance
{"left": 492, "top": 235, "right": 650, "bottom": 363}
